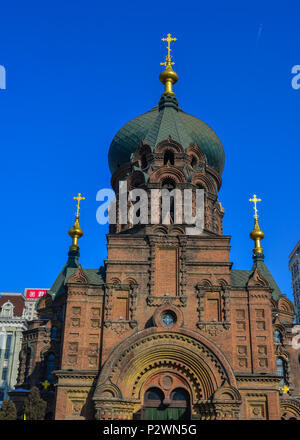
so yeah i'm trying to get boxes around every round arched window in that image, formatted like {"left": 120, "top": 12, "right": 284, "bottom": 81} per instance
{"left": 171, "top": 388, "right": 190, "bottom": 401}
{"left": 145, "top": 387, "right": 164, "bottom": 402}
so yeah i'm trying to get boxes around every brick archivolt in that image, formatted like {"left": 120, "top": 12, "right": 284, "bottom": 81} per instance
{"left": 94, "top": 328, "right": 236, "bottom": 404}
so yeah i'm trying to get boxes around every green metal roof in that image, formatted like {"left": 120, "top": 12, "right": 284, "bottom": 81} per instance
{"left": 108, "top": 94, "right": 225, "bottom": 175}
{"left": 231, "top": 255, "right": 284, "bottom": 302}
{"left": 65, "top": 267, "right": 105, "bottom": 286}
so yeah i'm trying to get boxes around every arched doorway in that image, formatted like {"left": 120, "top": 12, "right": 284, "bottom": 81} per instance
{"left": 142, "top": 387, "right": 191, "bottom": 420}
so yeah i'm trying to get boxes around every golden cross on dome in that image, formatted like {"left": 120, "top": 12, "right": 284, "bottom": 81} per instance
{"left": 280, "top": 384, "right": 290, "bottom": 394}
{"left": 73, "top": 193, "right": 85, "bottom": 217}
{"left": 249, "top": 194, "right": 262, "bottom": 218}
{"left": 161, "top": 33, "right": 177, "bottom": 62}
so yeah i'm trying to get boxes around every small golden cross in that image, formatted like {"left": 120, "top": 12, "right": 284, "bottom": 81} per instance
{"left": 161, "top": 33, "right": 177, "bottom": 61}
{"left": 249, "top": 194, "right": 262, "bottom": 218}
{"left": 73, "top": 192, "right": 85, "bottom": 216}
{"left": 280, "top": 384, "right": 290, "bottom": 394}
{"left": 42, "top": 379, "right": 51, "bottom": 390}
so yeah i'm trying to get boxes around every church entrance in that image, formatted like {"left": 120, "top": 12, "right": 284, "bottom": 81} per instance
{"left": 142, "top": 387, "right": 191, "bottom": 420}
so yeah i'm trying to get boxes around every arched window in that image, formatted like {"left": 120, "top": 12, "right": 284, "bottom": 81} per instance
{"left": 274, "top": 329, "right": 282, "bottom": 343}
{"left": 145, "top": 387, "right": 164, "bottom": 402}
{"left": 164, "top": 150, "right": 174, "bottom": 166}
{"left": 276, "top": 357, "right": 287, "bottom": 386}
{"left": 162, "top": 178, "right": 176, "bottom": 223}
{"left": 1, "top": 302, "right": 14, "bottom": 318}
{"left": 45, "top": 353, "right": 55, "bottom": 383}
{"left": 171, "top": 388, "right": 190, "bottom": 402}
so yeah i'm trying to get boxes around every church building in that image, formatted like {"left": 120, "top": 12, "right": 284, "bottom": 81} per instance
{"left": 12, "top": 35, "right": 300, "bottom": 420}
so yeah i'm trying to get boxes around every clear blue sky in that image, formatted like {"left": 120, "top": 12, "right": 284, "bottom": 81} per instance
{"left": 0, "top": 0, "right": 299, "bottom": 300}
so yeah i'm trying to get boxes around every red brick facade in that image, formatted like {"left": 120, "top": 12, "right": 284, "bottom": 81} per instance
{"left": 13, "top": 99, "right": 300, "bottom": 421}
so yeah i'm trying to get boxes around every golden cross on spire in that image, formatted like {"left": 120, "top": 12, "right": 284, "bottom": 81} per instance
{"left": 161, "top": 33, "right": 177, "bottom": 62}
{"left": 249, "top": 194, "right": 262, "bottom": 218}
{"left": 74, "top": 192, "right": 85, "bottom": 217}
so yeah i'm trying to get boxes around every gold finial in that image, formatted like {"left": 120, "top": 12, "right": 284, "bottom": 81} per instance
{"left": 159, "top": 33, "right": 178, "bottom": 95}
{"left": 68, "top": 193, "right": 85, "bottom": 251}
{"left": 249, "top": 194, "right": 264, "bottom": 254}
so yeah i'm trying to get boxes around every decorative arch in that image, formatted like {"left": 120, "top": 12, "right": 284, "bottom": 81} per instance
{"left": 169, "top": 226, "right": 185, "bottom": 235}
{"left": 152, "top": 225, "right": 168, "bottom": 235}
{"left": 154, "top": 138, "right": 184, "bottom": 154}
{"left": 186, "top": 145, "right": 206, "bottom": 168}
{"left": 94, "top": 328, "right": 236, "bottom": 405}
{"left": 110, "top": 278, "right": 121, "bottom": 285}
{"left": 198, "top": 279, "right": 212, "bottom": 287}
{"left": 149, "top": 166, "right": 186, "bottom": 184}
{"left": 278, "top": 297, "right": 294, "bottom": 313}
{"left": 218, "top": 279, "right": 228, "bottom": 287}
{"left": 124, "top": 277, "right": 138, "bottom": 286}
{"left": 191, "top": 173, "right": 216, "bottom": 194}
{"left": 95, "top": 382, "right": 122, "bottom": 400}
{"left": 212, "top": 384, "right": 241, "bottom": 403}
{"left": 280, "top": 398, "right": 300, "bottom": 420}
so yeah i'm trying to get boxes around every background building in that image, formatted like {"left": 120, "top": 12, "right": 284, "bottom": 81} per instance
{"left": 24, "top": 288, "right": 48, "bottom": 321}
{"left": 0, "top": 293, "right": 27, "bottom": 404}
{"left": 289, "top": 240, "right": 300, "bottom": 324}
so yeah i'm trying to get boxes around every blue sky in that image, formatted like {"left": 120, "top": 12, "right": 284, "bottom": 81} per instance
{"left": 0, "top": 0, "right": 299, "bottom": 300}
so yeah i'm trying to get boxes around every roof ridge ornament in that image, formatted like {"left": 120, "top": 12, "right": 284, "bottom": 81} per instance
{"left": 159, "top": 33, "right": 178, "bottom": 96}
{"left": 249, "top": 194, "right": 265, "bottom": 255}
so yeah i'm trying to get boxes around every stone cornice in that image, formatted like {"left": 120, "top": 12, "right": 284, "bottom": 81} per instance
{"left": 54, "top": 369, "right": 98, "bottom": 380}
{"left": 187, "top": 262, "right": 232, "bottom": 267}
{"left": 105, "top": 260, "right": 149, "bottom": 265}
{"left": 235, "top": 373, "right": 281, "bottom": 384}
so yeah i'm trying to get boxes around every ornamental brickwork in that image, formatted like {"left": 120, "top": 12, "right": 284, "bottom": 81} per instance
{"left": 12, "top": 57, "right": 300, "bottom": 420}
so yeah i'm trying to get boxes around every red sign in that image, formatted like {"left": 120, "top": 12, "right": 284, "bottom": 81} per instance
{"left": 25, "top": 288, "right": 48, "bottom": 299}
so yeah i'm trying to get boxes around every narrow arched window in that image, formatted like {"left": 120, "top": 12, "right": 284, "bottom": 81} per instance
{"left": 164, "top": 150, "right": 174, "bottom": 166}
{"left": 276, "top": 357, "right": 287, "bottom": 386}
{"left": 45, "top": 353, "right": 55, "bottom": 383}
{"left": 162, "top": 178, "right": 176, "bottom": 223}
{"left": 274, "top": 329, "right": 282, "bottom": 343}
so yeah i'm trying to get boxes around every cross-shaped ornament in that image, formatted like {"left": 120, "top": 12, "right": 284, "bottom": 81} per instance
{"left": 280, "top": 384, "right": 290, "bottom": 394}
{"left": 73, "top": 192, "right": 85, "bottom": 216}
{"left": 161, "top": 33, "right": 177, "bottom": 61}
{"left": 42, "top": 379, "right": 51, "bottom": 390}
{"left": 249, "top": 194, "right": 262, "bottom": 218}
